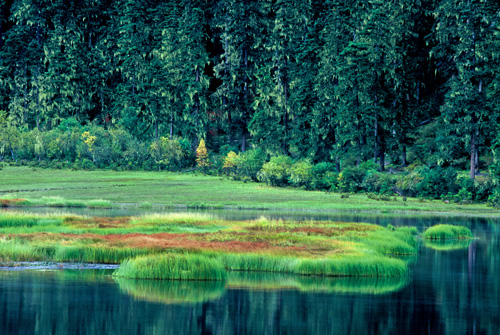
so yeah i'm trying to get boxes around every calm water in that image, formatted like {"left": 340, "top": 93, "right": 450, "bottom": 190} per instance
{"left": 0, "top": 212, "right": 498, "bottom": 335}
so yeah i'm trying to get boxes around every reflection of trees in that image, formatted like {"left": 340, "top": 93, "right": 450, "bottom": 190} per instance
{"left": 0, "top": 217, "right": 498, "bottom": 334}
{"left": 423, "top": 219, "right": 500, "bottom": 335}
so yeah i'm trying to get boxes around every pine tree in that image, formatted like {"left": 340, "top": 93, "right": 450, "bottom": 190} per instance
{"left": 433, "top": 0, "right": 500, "bottom": 178}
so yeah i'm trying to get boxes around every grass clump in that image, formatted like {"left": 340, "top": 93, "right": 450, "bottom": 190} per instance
{"left": 218, "top": 253, "right": 298, "bottom": 273}
{"left": 0, "top": 212, "right": 66, "bottom": 228}
{"left": 296, "top": 255, "right": 407, "bottom": 277}
{"left": 54, "top": 246, "right": 155, "bottom": 264}
{"left": 422, "top": 224, "right": 473, "bottom": 240}
{"left": 114, "top": 253, "right": 227, "bottom": 281}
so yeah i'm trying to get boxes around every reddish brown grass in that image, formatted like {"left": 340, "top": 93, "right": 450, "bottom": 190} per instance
{"left": 64, "top": 217, "right": 131, "bottom": 228}
{"left": 0, "top": 198, "right": 26, "bottom": 207}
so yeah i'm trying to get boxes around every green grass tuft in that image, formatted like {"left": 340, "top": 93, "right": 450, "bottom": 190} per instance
{"left": 422, "top": 224, "right": 473, "bottom": 240}
{"left": 296, "top": 255, "right": 407, "bottom": 277}
{"left": 114, "top": 253, "right": 227, "bottom": 281}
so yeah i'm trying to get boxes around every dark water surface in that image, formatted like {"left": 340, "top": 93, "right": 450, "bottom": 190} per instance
{"left": 0, "top": 213, "right": 499, "bottom": 335}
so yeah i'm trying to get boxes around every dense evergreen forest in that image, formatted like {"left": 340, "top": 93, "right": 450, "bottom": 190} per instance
{"left": 1, "top": 0, "right": 500, "bottom": 203}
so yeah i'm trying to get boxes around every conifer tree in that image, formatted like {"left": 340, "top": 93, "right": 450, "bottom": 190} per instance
{"left": 433, "top": 0, "right": 500, "bottom": 178}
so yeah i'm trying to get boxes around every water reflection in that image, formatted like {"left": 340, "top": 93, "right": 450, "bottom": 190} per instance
{"left": 0, "top": 217, "right": 498, "bottom": 334}
{"left": 116, "top": 277, "right": 226, "bottom": 304}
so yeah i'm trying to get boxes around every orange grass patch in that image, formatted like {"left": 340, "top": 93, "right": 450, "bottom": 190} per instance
{"left": 0, "top": 198, "right": 26, "bottom": 207}
{"left": 64, "top": 217, "right": 131, "bottom": 228}
{"left": 8, "top": 232, "right": 307, "bottom": 255}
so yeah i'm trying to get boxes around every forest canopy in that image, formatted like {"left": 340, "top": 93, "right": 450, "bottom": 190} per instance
{"left": 1, "top": 0, "right": 500, "bottom": 184}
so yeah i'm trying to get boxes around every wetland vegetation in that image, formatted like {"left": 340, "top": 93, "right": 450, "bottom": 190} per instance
{"left": 0, "top": 210, "right": 461, "bottom": 280}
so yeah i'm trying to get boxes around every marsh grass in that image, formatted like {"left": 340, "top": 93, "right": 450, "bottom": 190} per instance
{"left": 130, "top": 213, "right": 218, "bottom": 225}
{"left": 0, "top": 196, "right": 113, "bottom": 209}
{"left": 0, "top": 211, "right": 417, "bottom": 278}
{"left": 54, "top": 246, "right": 155, "bottom": 263}
{"left": 115, "top": 277, "right": 226, "bottom": 304}
{"left": 138, "top": 201, "right": 153, "bottom": 209}
{"left": 422, "top": 224, "right": 473, "bottom": 240}
{"left": 218, "top": 253, "right": 298, "bottom": 273}
{"left": 114, "top": 253, "right": 227, "bottom": 281}
{"left": 296, "top": 255, "right": 407, "bottom": 277}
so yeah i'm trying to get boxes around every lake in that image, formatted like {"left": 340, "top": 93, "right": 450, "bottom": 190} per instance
{"left": 0, "top": 210, "right": 498, "bottom": 334}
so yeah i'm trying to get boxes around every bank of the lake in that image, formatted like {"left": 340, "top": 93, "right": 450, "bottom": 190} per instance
{"left": 1, "top": 166, "right": 499, "bottom": 216}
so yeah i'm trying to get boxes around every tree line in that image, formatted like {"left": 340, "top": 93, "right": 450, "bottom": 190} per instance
{"left": 1, "top": 0, "right": 500, "bottom": 181}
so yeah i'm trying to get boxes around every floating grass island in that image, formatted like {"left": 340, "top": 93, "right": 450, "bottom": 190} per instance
{"left": 422, "top": 224, "right": 473, "bottom": 240}
{"left": 0, "top": 211, "right": 474, "bottom": 281}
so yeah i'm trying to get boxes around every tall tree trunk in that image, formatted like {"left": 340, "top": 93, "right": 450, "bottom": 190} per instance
{"left": 170, "top": 111, "right": 173, "bottom": 139}
{"left": 379, "top": 136, "right": 385, "bottom": 171}
{"left": 474, "top": 133, "right": 479, "bottom": 175}
{"left": 470, "top": 128, "right": 476, "bottom": 180}
{"left": 241, "top": 132, "right": 246, "bottom": 152}
{"left": 402, "top": 143, "right": 407, "bottom": 167}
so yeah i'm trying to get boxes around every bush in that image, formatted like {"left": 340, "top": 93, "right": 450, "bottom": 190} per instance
{"left": 310, "top": 162, "right": 339, "bottom": 191}
{"left": 487, "top": 188, "right": 500, "bottom": 207}
{"left": 363, "top": 173, "right": 396, "bottom": 194}
{"left": 412, "top": 166, "right": 458, "bottom": 199}
{"left": 258, "top": 155, "right": 293, "bottom": 186}
{"left": 338, "top": 167, "right": 366, "bottom": 192}
{"left": 234, "top": 149, "right": 267, "bottom": 181}
{"left": 289, "top": 160, "right": 313, "bottom": 189}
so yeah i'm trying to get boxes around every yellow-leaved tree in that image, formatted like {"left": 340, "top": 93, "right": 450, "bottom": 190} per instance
{"left": 223, "top": 151, "right": 238, "bottom": 175}
{"left": 196, "top": 139, "right": 209, "bottom": 172}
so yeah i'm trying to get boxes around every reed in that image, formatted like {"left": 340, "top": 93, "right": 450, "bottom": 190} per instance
{"left": 114, "top": 253, "right": 227, "bottom": 281}
{"left": 422, "top": 224, "right": 473, "bottom": 240}
{"left": 54, "top": 246, "right": 155, "bottom": 264}
{"left": 217, "top": 253, "right": 298, "bottom": 273}
{"left": 296, "top": 255, "right": 407, "bottom": 277}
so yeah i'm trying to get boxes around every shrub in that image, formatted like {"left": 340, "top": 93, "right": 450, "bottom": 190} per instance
{"left": 258, "top": 155, "right": 293, "bottom": 186}
{"left": 234, "top": 149, "right": 266, "bottom": 181}
{"left": 289, "top": 160, "right": 313, "bottom": 189}
{"left": 414, "top": 166, "right": 458, "bottom": 199}
{"left": 149, "top": 136, "right": 185, "bottom": 171}
{"left": 363, "top": 173, "right": 396, "bottom": 194}
{"left": 310, "top": 162, "right": 338, "bottom": 191}
{"left": 338, "top": 167, "right": 366, "bottom": 192}
{"left": 487, "top": 189, "right": 500, "bottom": 207}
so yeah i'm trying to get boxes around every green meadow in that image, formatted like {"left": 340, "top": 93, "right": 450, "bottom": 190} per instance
{"left": 1, "top": 166, "right": 499, "bottom": 215}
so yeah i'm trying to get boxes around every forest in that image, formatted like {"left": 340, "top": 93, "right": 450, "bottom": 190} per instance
{"left": 1, "top": 0, "right": 500, "bottom": 203}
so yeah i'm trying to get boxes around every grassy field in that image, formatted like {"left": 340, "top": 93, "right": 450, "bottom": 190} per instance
{"left": 0, "top": 211, "right": 420, "bottom": 279}
{"left": 1, "top": 166, "right": 499, "bottom": 215}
